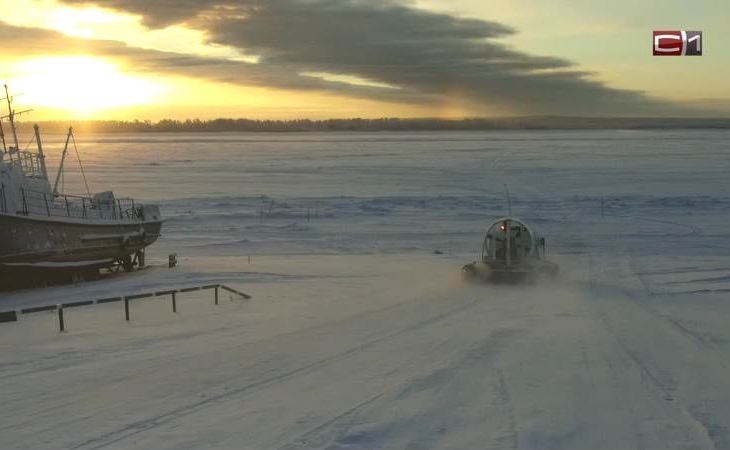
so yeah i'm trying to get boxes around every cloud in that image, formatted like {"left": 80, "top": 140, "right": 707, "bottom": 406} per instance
{"left": 0, "top": 21, "right": 428, "bottom": 105}
{"left": 9, "top": 1, "right": 705, "bottom": 115}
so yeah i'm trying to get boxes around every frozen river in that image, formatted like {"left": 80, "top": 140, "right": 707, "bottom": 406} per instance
{"left": 2, "top": 130, "right": 730, "bottom": 449}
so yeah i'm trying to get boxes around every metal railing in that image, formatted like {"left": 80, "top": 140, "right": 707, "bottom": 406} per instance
{"left": 0, "top": 183, "right": 6, "bottom": 213}
{"left": 2, "top": 149, "right": 45, "bottom": 179}
{"left": 0, "top": 284, "right": 252, "bottom": 332}
{"left": 18, "top": 187, "right": 139, "bottom": 221}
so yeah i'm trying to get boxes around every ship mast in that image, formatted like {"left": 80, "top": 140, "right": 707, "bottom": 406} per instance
{"left": 34, "top": 124, "right": 49, "bottom": 179}
{"left": 53, "top": 127, "right": 73, "bottom": 196}
{"left": 3, "top": 84, "right": 19, "bottom": 154}
{"left": 1, "top": 85, "right": 31, "bottom": 164}
{"left": 0, "top": 118, "right": 6, "bottom": 154}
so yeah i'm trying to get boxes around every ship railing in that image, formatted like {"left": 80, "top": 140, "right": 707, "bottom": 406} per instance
{"left": 1, "top": 149, "right": 13, "bottom": 165}
{"left": 18, "top": 188, "right": 140, "bottom": 222}
{"left": 2, "top": 148, "right": 45, "bottom": 178}
{"left": 17, "top": 150, "right": 44, "bottom": 178}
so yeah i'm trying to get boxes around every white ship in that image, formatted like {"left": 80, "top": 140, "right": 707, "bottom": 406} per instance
{"left": 0, "top": 85, "right": 163, "bottom": 286}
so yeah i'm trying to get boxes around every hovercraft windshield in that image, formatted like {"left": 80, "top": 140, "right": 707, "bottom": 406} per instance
{"left": 482, "top": 218, "right": 535, "bottom": 266}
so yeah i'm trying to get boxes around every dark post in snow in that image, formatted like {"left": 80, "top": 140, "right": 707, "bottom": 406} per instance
{"left": 124, "top": 298, "right": 130, "bottom": 321}
{"left": 172, "top": 292, "right": 177, "bottom": 313}
{"left": 58, "top": 306, "right": 65, "bottom": 332}
{"left": 214, "top": 286, "right": 219, "bottom": 305}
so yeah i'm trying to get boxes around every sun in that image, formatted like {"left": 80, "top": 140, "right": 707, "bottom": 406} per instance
{"left": 10, "top": 56, "right": 165, "bottom": 118}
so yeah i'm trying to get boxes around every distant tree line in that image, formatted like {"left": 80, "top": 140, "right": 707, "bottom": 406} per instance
{"left": 15, "top": 116, "right": 730, "bottom": 134}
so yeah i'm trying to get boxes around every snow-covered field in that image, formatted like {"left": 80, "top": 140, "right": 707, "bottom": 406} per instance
{"left": 2, "top": 130, "right": 730, "bottom": 449}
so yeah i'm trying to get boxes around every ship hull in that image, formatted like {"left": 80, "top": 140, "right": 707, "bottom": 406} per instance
{"left": 0, "top": 213, "right": 162, "bottom": 270}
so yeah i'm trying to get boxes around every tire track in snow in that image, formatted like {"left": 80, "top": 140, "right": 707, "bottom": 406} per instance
{"left": 2, "top": 278, "right": 453, "bottom": 422}
{"left": 586, "top": 253, "right": 650, "bottom": 449}
{"left": 587, "top": 254, "right": 720, "bottom": 450}
{"left": 280, "top": 328, "right": 521, "bottom": 450}
{"left": 628, "top": 255, "right": 730, "bottom": 370}
{"left": 279, "top": 389, "right": 394, "bottom": 450}
{"left": 71, "top": 295, "right": 483, "bottom": 450}
{"left": 494, "top": 369, "right": 519, "bottom": 450}
{"left": 1, "top": 277, "right": 443, "bottom": 383}
{"left": 6, "top": 277, "right": 466, "bottom": 437}
{"left": 625, "top": 255, "right": 730, "bottom": 449}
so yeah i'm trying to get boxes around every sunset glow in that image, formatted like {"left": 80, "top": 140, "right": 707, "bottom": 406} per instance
{"left": 10, "top": 57, "right": 165, "bottom": 117}
{"left": 0, "top": 0, "right": 727, "bottom": 119}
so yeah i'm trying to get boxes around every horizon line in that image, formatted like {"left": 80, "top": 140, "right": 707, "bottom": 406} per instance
{"left": 18, "top": 116, "right": 730, "bottom": 123}
{"left": 9, "top": 116, "right": 730, "bottom": 133}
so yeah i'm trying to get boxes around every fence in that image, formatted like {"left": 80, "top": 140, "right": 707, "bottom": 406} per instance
{"left": 256, "top": 199, "right": 323, "bottom": 224}
{"left": 0, "top": 283, "right": 251, "bottom": 332}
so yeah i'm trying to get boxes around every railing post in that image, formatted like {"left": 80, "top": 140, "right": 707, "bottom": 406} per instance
{"left": 124, "top": 298, "right": 130, "bottom": 321}
{"left": 82, "top": 197, "right": 87, "bottom": 218}
{"left": 58, "top": 306, "right": 65, "bottom": 332}
{"left": 172, "top": 292, "right": 177, "bottom": 313}
{"left": 65, "top": 195, "right": 71, "bottom": 217}
{"left": 43, "top": 192, "right": 50, "bottom": 216}
{"left": 21, "top": 188, "right": 27, "bottom": 215}
{"left": 0, "top": 183, "right": 5, "bottom": 213}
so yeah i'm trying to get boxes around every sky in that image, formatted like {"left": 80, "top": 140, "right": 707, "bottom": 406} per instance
{"left": 1, "top": 0, "right": 728, "bottom": 120}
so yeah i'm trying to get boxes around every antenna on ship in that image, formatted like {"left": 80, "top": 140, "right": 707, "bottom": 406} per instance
{"left": 503, "top": 183, "right": 512, "bottom": 217}
{"left": 3, "top": 84, "right": 19, "bottom": 154}
{"left": 1, "top": 85, "right": 32, "bottom": 163}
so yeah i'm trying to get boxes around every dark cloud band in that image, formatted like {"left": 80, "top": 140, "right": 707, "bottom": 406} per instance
{"left": 9, "top": 1, "right": 699, "bottom": 115}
